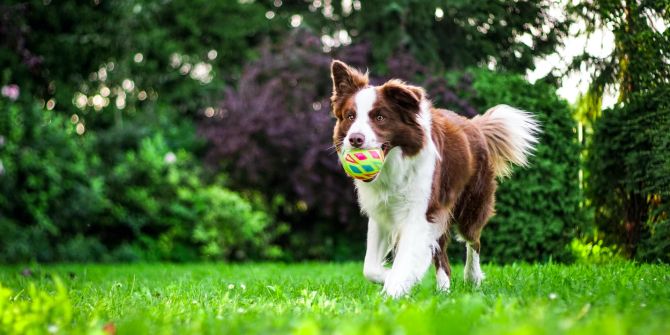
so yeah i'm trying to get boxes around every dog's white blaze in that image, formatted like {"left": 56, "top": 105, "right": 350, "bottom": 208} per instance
{"left": 344, "top": 87, "right": 379, "bottom": 149}
{"left": 464, "top": 244, "right": 485, "bottom": 287}
{"left": 436, "top": 268, "right": 450, "bottom": 292}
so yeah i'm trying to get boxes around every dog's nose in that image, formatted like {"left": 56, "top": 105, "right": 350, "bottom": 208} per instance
{"left": 349, "top": 133, "right": 365, "bottom": 148}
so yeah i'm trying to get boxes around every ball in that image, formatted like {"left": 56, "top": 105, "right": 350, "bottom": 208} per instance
{"left": 339, "top": 148, "right": 385, "bottom": 182}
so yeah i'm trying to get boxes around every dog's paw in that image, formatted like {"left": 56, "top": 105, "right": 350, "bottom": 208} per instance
{"left": 436, "top": 269, "right": 451, "bottom": 292}
{"left": 382, "top": 276, "right": 411, "bottom": 298}
{"left": 464, "top": 268, "right": 485, "bottom": 287}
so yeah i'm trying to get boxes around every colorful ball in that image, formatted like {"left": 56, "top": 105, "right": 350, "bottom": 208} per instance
{"left": 339, "top": 148, "right": 385, "bottom": 182}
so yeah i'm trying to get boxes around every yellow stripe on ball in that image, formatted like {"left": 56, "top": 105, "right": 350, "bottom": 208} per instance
{"left": 339, "top": 148, "right": 385, "bottom": 182}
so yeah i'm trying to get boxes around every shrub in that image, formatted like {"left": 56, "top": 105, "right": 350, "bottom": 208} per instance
{"left": 0, "top": 98, "right": 282, "bottom": 262}
{"left": 570, "top": 233, "right": 623, "bottom": 264}
{"left": 0, "top": 99, "right": 106, "bottom": 262}
{"left": 189, "top": 186, "right": 284, "bottom": 260}
{"left": 588, "top": 85, "right": 670, "bottom": 262}
{"left": 102, "top": 133, "right": 283, "bottom": 261}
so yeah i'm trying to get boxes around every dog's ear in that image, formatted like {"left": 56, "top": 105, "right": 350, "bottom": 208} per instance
{"left": 331, "top": 60, "right": 368, "bottom": 98}
{"left": 381, "top": 80, "right": 424, "bottom": 113}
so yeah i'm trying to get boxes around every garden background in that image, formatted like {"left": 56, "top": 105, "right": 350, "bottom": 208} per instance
{"left": 1, "top": 0, "right": 668, "bottom": 265}
{"left": 2, "top": 1, "right": 670, "bottom": 334}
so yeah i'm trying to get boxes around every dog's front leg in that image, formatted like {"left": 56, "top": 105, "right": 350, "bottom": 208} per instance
{"left": 382, "top": 218, "right": 434, "bottom": 298}
{"left": 363, "top": 218, "right": 389, "bottom": 284}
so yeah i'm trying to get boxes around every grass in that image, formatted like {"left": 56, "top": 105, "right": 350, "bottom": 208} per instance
{"left": 0, "top": 262, "right": 669, "bottom": 334}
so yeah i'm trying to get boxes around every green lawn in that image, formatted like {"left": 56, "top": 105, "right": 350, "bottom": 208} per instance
{"left": 1, "top": 262, "right": 669, "bottom": 334}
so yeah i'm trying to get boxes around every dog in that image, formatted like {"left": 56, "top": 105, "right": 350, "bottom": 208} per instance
{"left": 329, "top": 60, "right": 540, "bottom": 298}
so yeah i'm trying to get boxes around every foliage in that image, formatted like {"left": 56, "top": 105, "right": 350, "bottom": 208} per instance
{"left": 0, "top": 278, "right": 84, "bottom": 335}
{"left": 0, "top": 0, "right": 286, "bottom": 263}
{"left": 570, "top": 233, "right": 623, "bottom": 264}
{"left": 568, "top": 0, "right": 669, "bottom": 114}
{"left": 567, "top": 0, "right": 669, "bottom": 262}
{"left": 460, "top": 69, "right": 583, "bottom": 263}
{"left": 189, "top": 186, "right": 284, "bottom": 260}
{"left": 101, "top": 133, "right": 282, "bottom": 261}
{"left": 283, "top": 0, "right": 569, "bottom": 73}
{"left": 1, "top": 263, "right": 669, "bottom": 334}
{"left": 0, "top": 99, "right": 281, "bottom": 262}
{"left": 198, "top": 30, "right": 476, "bottom": 260}
{"left": 587, "top": 85, "right": 670, "bottom": 262}
{"left": 0, "top": 0, "right": 277, "bottom": 122}
{"left": 0, "top": 99, "right": 106, "bottom": 262}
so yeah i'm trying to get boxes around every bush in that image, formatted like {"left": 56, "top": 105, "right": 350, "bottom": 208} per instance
{"left": 0, "top": 99, "right": 106, "bottom": 262}
{"left": 0, "top": 98, "right": 282, "bottom": 262}
{"left": 190, "top": 186, "right": 284, "bottom": 260}
{"left": 588, "top": 85, "right": 670, "bottom": 262}
{"left": 101, "top": 133, "right": 283, "bottom": 261}
{"left": 454, "top": 69, "right": 583, "bottom": 263}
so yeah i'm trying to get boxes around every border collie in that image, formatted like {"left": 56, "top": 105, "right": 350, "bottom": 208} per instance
{"left": 329, "top": 60, "right": 540, "bottom": 298}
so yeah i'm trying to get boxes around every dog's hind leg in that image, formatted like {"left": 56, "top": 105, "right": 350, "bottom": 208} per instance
{"left": 433, "top": 234, "right": 451, "bottom": 292}
{"left": 464, "top": 241, "right": 485, "bottom": 287}
{"left": 455, "top": 173, "right": 496, "bottom": 287}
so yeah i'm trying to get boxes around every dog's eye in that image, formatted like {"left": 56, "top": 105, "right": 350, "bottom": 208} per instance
{"left": 347, "top": 114, "right": 355, "bottom": 121}
{"left": 376, "top": 114, "right": 385, "bottom": 121}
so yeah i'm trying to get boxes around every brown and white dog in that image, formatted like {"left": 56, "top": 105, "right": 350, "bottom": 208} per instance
{"left": 330, "top": 60, "right": 540, "bottom": 298}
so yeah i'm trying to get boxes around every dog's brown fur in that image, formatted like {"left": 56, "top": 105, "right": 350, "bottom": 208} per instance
{"left": 430, "top": 108, "right": 502, "bottom": 278}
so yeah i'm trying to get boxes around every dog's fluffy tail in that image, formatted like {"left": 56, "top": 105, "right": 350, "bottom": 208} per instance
{"left": 472, "top": 105, "right": 541, "bottom": 177}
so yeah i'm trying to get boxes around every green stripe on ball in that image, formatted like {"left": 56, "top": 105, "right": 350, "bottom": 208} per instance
{"left": 339, "top": 148, "right": 385, "bottom": 182}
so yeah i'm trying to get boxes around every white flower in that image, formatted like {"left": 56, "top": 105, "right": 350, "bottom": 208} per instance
{"left": 228, "top": 284, "right": 235, "bottom": 290}
{"left": 548, "top": 293, "right": 558, "bottom": 300}
{"left": 47, "top": 324, "right": 58, "bottom": 334}
{"left": 164, "top": 152, "right": 177, "bottom": 164}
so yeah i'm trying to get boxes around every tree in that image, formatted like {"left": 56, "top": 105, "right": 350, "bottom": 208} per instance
{"left": 279, "top": 0, "right": 568, "bottom": 73}
{"left": 588, "top": 86, "right": 670, "bottom": 261}
{"left": 569, "top": 0, "right": 670, "bottom": 259}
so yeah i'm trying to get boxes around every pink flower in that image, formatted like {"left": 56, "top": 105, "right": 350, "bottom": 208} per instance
{"left": 1, "top": 84, "right": 20, "bottom": 101}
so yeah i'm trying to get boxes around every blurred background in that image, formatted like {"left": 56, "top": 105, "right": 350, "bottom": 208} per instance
{"left": 0, "top": 0, "right": 667, "bottom": 264}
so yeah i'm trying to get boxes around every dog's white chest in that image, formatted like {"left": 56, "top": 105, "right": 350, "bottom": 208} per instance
{"left": 355, "top": 147, "right": 436, "bottom": 229}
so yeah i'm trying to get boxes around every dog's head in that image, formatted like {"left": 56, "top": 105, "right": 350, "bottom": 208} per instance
{"left": 330, "top": 60, "right": 427, "bottom": 157}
